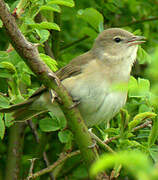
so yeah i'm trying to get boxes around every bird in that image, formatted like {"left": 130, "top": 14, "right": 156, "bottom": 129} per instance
{"left": 0, "top": 28, "right": 145, "bottom": 127}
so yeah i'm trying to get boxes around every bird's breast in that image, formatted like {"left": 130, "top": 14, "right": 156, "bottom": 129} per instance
{"left": 62, "top": 67, "right": 127, "bottom": 127}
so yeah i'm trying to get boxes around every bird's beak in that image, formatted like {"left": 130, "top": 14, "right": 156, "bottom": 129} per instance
{"left": 127, "top": 36, "right": 146, "bottom": 46}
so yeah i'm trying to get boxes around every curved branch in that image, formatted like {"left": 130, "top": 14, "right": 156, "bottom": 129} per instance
{"left": 0, "top": 0, "right": 98, "bottom": 169}
{"left": 26, "top": 151, "right": 80, "bottom": 179}
{"left": 60, "top": 35, "right": 89, "bottom": 51}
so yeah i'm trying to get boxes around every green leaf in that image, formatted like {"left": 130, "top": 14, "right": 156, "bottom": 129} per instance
{"left": 5, "top": 113, "right": 14, "bottom": 127}
{"left": 0, "top": 62, "right": 17, "bottom": 74}
{"left": 40, "top": 53, "right": 58, "bottom": 72}
{"left": 39, "top": 117, "right": 61, "bottom": 132}
{"left": 120, "top": 109, "right": 130, "bottom": 134}
{"left": 90, "top": 151, "right": 153, "bottom": 179}
{"left": 40, "top": 4, "right": 61, "bottom": 13}
{"left": 17, "top": 61, "right": 33, "bottom": 75}
{"left": 128, "top": 77, "right": 150, "bottom": 98}
{"left": 0, "top": 95, "right": 10, "bottom": 108}
{"left": 21, "top": 72, "right": 31, "bottom": 86}
{"left": 138, "top": 78, "right": 150, "bottom": 92}
{"left": 0, "top": 19, "right": 3, "bottom": 28}
{"left": 77, "top": 8, "right": 104, "bottom": 31}
{"left": 0, "top": 114, "right": 5, "bottom": 139}
{"left": 104, "top": 3, "right": 121, "bottom": 13}
{"left": 137, "top": 46, "right": 151, "bottom": 64}
{"left": 29, "top": 22, "right": 60, "bottom": 31}
{"left": 139, "top": 104, "right": 152, "bottom": 113}
{"left": 128, "top": 112, "right": 157, "bottom": 131}
{"left": 148, "top": 117, "right": 158, "bottom": 147}
{"left": 58, "top": 129, "right": 73, "bottom": 143}
{"left": 48, "top": 112, "right": 66, "bottom": 129}
{"left": 0, "top": 51, "right": 8, "bottom": 59}
{"left": 36, "top": 29, "right": 50, "bottom": 43}
{"left": 0, "top": 69, "right": 12, "bottom": 78}
{"left": 80, "top": 27, "right": 98, "bottom": 39}
{"left": 149, "top": 146, "right": 158, "bottom": 162}
{"left": 27, "top": 4, "right": 40, "bottom": 19}
{"left": 48, "top": 0, "right": 75, "bottom": 7}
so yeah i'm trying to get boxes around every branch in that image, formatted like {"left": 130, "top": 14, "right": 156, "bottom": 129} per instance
{"left": 27, "top": 158, "right": 37, "bottom": 180}
{"left": 117, "top": 17, "right": 158, "bottom": 27}
{"left": 5, "top": 123, "right": 26, "bottom": 180}
{"left": 0, "top": 0, "right": 98, "bottom": 168}
{"left": 51, "top": 12, "right": 61, "bottom": 59}
{"left": 132, "top": 120, "right": 152, "bottom": 132}
{"left": 26, "top": 151, "right": 80, "bottom": 179}
{"left": 89, "top": 130, "right": 115, "bottom": 153}
{"left": 60, "top": 35, "right": 89, "bottom": 51}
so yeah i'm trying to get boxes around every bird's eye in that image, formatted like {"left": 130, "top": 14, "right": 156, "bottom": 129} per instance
{"left": 114, "top": 37, "right": 122, "bottom": 43}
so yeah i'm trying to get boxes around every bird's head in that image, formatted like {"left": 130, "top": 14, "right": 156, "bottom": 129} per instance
{"left": 92, "top": 28, "right": 145, "bottom": 65}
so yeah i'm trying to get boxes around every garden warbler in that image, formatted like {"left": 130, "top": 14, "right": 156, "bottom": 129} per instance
{"left": 0, "top": 28, "right": 145, "bottom": 127}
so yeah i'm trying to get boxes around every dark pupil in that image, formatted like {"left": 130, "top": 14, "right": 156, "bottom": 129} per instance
{"left": 114, "top": 37, "right": 121, "bottom": 43}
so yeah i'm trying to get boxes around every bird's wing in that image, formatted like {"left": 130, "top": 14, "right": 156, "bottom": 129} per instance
{"left": 29, "top": 51, "right": 93, "bottom": 98}
{"left": 56, "top": 51, "right": 92, "bottom": 80}
{"left": 56, "top": 65, "right": 81, "bottom": 81}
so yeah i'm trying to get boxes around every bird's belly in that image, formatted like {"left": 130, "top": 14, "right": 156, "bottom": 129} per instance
{"left": 79, "top": 91, "right": 127, "bottom": 127}
{"left": 62, "top": 77, "right": 127, "bottom": 127}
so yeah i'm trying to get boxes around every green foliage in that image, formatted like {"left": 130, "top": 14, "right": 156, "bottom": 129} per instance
{"left": 0, "top": 19, "right": 2, "bottom": 28}
{"left": 77, "top": 8, "right": 104, "bottom": 32}
{"left": 28, "top": 21, "right": 60, "bottom": 31}
{"left": 90, "top": 151, "right": 158, "bottom": 180}
{"left": 39, "top": 112, "right": 66, "bottom": 132}
{"left": 128, "top": 112, "right": 156, "bottom": 131}
{"left": 58, "top": 129, "right": 73, "bottom": 143}
{"left": 0, "top": 114, "right": 5, "bottom": 139}
{"left": 39, "top": 4, "right": 61, "bottom": 13}
{"left": 47, "top": 0, "right": 75, "bottom": 7}
{"left": 40, "top": 53, "right": 58, "bottom": 71}
{"left": 1, "top": 0, "right": 158, "bottom": 179}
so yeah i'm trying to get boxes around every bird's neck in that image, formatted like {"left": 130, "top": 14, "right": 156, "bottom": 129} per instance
{"left": 91, "top": 47, "right": 137, "bottom": 83}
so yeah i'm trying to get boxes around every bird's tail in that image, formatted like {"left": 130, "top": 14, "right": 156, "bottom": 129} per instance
{"left": 0, "top": 97, "right": 48, "bottom": 122}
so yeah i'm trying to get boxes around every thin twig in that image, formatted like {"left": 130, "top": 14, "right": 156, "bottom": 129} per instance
{"left": 117, "top": 17, "right": 158, "bottom": 27}
{"left": 27, "top": 121, "right": 39, "bottom": 143}
{"left": 35, "top": 13, "right": 55, "bottom": 59}
{"left": 26, "top": 150, "right": 80, "bottom": 179}
{"left": 51, "top": 12, "right": 61, "bottom": 59}
{"left": 27, "top": 158, "right": 37, "bottom": 180}
{"left": 60, "top": 35, "right": 89, "bottom": 51}
{"left": 27, "top": 120, "right": 54, "bottom": 180}
{"left": 0, "top": 92, "right": 8, "bottom": 97}
{"left": 132, "top": 120, "right": 152, "bottom": 132}
{"left": 44, "top": 40, "right": 55, "bottom": 59}
{"left": 89, "top": 130, "right": 115, "bottom": 153}
{"left": 104, "top": 135, "right": 120, "bottom": 144}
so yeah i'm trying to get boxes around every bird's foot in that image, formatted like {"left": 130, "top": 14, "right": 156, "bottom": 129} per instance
{"left": 69, "top": 99, "right": 80, "bottom": 109}
{"left": 88, "top": 139, "right": 97, "bottom": 149}
{"left": 48, "top": 72, "right": 61, "bottom": 86}
{"left": 49, "top": 89, "right": 62, "bottom": 104}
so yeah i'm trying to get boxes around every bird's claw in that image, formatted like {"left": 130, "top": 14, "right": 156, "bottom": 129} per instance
{"left": 88, "top": 139, "right": 97, "bottom": 149}
{"left": 49, "top": 89, "right": 62, "bottom": 104}
{"left": 69, "top": 99, "right": 80, "bottom": 109}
